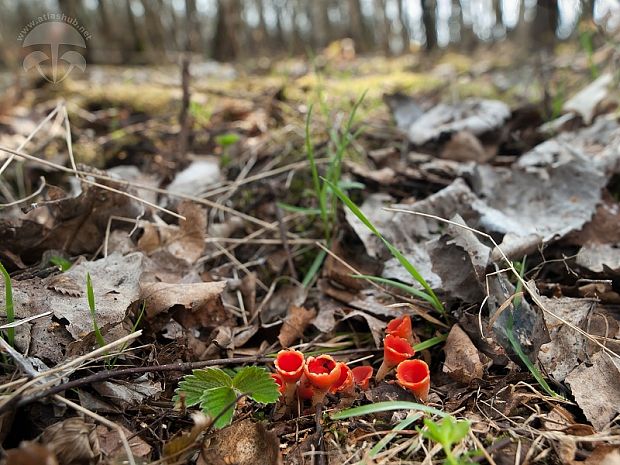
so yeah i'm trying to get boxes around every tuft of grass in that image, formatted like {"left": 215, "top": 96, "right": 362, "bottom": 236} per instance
{"left": 325, "top": 180, "right": 444, "bottom": 314}
{"left": 86, "top": 272, "right": 106, "bottom": 349}
{"left": 509, "top": 259, "right": 559, "bottom": 398}
{"left": 301, "top": 92, "right": 367, "bottom": 287}
{"left": 0, "top": 261, "right": 15, "bottom": 347}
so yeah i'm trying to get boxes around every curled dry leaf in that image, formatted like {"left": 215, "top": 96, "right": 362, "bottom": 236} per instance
{"left": 96, "top": 424, "right": 152, "bottom": 461}
{"left": 443, "top": 324, "right": 484, "bottom": 384}
{"left": 141, "top": 281, "right": 227, "bottom": 319}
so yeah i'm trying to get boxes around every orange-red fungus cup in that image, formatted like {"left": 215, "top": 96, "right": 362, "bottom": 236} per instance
{"left": 351, "top": 366, "right": 373, "bottom": 390}
{"left": 376, "top": 334, "right": 415, "bottom": 381}
{"left": 386, "top": 315, "right": 413, "bottom": 344}
{"left": 396, "top": 359, "right": 430, "bottom": 402}
{"left": 274, "top": 349, "right": 305, "bottom": 383}
{"left": 330, "top": 363, "right": 354, "bottom": 395}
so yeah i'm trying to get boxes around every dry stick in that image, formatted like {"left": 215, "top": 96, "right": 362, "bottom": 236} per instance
{"left": 384, "top": 207, "right": 620, "bottom": 360}
{"left": 0, "top": 176, "right": 46, "bottom": 208}
{"left": 5, "top": 348, "right": 380, "bottom": 413}
{"left": 199, "top": 157, "right": 330, "bottom": 199}
{"left": 0, "top": 332, "right": 143, "bottom": 412}
{"left": 0, "top": 101, "right": 62, "bottom": 178}
{"left": 54, "top": 395, "right": 136, "bottom": 465}
{"left": 198, "top": 212, "right": 305, "bottom": 264}
{"left": 212, "top": 242, "right": 269, "bottom": 291}
{"left": 177, "top": 54, "right": 191, "bottom": 159}
{"left": 271, "top": 186, "right": 298, "bottom": 280}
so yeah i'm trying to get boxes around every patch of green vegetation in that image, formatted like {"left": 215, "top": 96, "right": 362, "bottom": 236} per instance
{"left": 49, "top": 256, "right": 72, "bottom": 272}
{"left": 0, "top": 261, "right": 15, "bottom": 347}
{"left": 422, "top": 416, "right": 479, "bottom": 465}
{"left": 174, "top": 367, "right": 279, "bottom": 429}
{"left": 86, "top": 272, "right": 106, "bottom": 350}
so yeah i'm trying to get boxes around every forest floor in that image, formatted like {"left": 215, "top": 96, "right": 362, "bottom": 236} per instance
{"left": 0, "top": 37, "right": 620, "bottom": 465}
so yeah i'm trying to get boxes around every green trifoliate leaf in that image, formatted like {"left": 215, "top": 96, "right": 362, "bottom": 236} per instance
{"left": 199, "top": 386, "right": 237, "bottom": 429}
{"left": 173, "top": 368, "right": 233, "bottom": 406}
{"left": 232, "top": 366, "right": 280, "bottom": 404}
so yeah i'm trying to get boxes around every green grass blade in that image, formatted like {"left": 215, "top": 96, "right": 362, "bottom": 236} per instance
{"left": 302, "top": 249, "right": 327, "bottom": 287}
{"left": 331, "top": 401, "right": 448, "bottom": 420}
{"left": 369, "top": 413, "right": 422, "bottom": 458}
{"left": 0, "top": 261, "right": 15, "bottom": 347}
{"left": 413, "top": 334, "right": 448, "bottom": 351}
{"left": 352, "top": 274, "right": 435, "bottom": 305}
{"left": 305, "top": 104, "right": 328, "bottom": 229}
{"left": 508, "top": 258, "right": 559, "bottom": 398}
{"left": 324, "top": 178, "right": 444, "bottom": 313}
{"left": 86, "top": 273, "right": 106, "bottom": 349}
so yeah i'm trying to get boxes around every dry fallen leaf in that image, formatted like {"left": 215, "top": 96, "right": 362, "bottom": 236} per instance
{"left": 199, "top": 419, "right": 282, "bottom": 465}
{"left": 141, "top": 281, "right": 227, "bottom": 319}
{"left": 278, "top": 305, "right": 317, "bottom": 347}
{"left": 96, "top": 424, "right": 152, "bottom": 461}
{"left": 443, "top": 324, "right": 484, "bottom": 384}
{"left": 565, "top": 351, "right": 620, "bottom": 431}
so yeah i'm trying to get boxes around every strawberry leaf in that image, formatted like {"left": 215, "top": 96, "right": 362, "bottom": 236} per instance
{"left": 199, "top": 386, "right": 237, "bottom": 429}
{"left": 174, "top": 368, "right": 232, "bottom": 406}
{"left": 232, "top": 366, "right": 280, "bottom": 404}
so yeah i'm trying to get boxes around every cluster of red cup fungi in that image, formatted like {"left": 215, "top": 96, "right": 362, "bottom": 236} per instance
{"left": 270, "top": 315, "right": 430, "bottom": 409}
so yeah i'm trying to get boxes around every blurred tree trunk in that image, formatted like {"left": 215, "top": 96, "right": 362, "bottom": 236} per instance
{"left": 213, "top": 0, "right": 242, "bottom": 61}
{"left": 185, "top": 0, "right": 203, "bottom": 52}
{"left": 141, "top": 0, "right": 168, "bottom": 60}
{"left": 421, "top": 0, "right": 437, "bottom": 51}
{"left": 532, "top": 0, "right": 558, "bottom": 51}
{"left": 311, "top": 0, "right": 331, "bottom": 48}
{"left": 397, "top": 0, "right": 410, "bottom": 53}
{"left": 347, "top": 0, "right": 367, "bottom": 52}
{"left": 374, "top": 0, "right": 390, "bottom": 54}
{"left": 96, "top": 0, "right": 115, "bottom": 61}
{"left": 255, "top": 0, "right": 270, "bottom": 53}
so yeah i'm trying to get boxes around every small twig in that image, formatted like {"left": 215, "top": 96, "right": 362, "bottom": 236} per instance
{"left": 178, "top": 54, "right": 191, "bottom": 158}
{"left": 0, "top": 176, "right": 46, "bottom": 208}
{"left": 271, "top": 186, "right": 298, "bottom": 280}
{"left": 7, "top": 355, "right": 272, "bottom": 412}
{"left": 315, "top": 402, "right": 327, "bottom": 465}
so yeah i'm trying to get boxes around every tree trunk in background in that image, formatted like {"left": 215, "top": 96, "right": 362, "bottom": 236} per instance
{"left": 141, "top": 0, "right": 168, "bottom": 60}
{"left": 532, "top": 0, "right": 558, "bottom": 51}
{"left": 374, "top": 0, "right": 390, "bottom": 54}
{"left": 397, "top": 0, "right": 410, "bottom": 53}
{"left": 256, "top": 0, "right": 270, "bottom": 53}
{"left": 212, "top": 0, "right": 242, "bottom": 61}
{"left": 96, "top": 0, "right": 115, "bottom": 62}
{"left": 421, "top": 0, "right": 437, "bottom": 51}
{"left": 311, "top": 0, "right": 331, "bottom": 49}
{"left": 347, "top": 0, "right": 367, "bottom": 52}
{"left": 185, "top": 0, "right": 203, "bottom": 53}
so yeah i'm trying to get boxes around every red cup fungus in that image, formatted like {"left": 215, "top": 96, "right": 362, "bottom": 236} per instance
{"left": 395, "top": 359, "right": 430, "bottom": 402}
{"left": 376, "top": 334, "right": 415, "bottom": 382}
